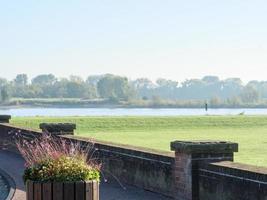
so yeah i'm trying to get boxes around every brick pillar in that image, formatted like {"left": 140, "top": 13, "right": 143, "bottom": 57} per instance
{"left": 39, "top": 123, "right": 76, "bottom": 135}
{"left": 170, "top": 141, "right": 238, "bottom": 200}
{"left": 0, "top": 115, "right": 11, "bottom": 123}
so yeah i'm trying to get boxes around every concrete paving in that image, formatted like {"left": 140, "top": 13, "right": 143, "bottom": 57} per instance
{"left": 0, "top": 151, "right": 25, "bottom": 200}
{"left": 0, "top": 150, "right": 172, "bottom": 200}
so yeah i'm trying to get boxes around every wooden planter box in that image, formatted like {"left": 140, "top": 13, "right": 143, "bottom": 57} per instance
{"left": 26, "top": 180, "right": 99, "bottom": 200}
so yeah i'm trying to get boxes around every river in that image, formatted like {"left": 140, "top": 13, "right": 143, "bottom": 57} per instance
{"left": 0, "top": 108, "right": 267, "bottom": 117}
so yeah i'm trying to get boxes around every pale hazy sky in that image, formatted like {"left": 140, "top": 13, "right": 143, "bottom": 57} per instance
{"left": 1, "top": 0, "right": 267, "bottom": 82}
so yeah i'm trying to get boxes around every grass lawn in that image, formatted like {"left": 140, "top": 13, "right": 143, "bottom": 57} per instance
{"left": 11, "top": 116, "right": 267, "bottom": 167}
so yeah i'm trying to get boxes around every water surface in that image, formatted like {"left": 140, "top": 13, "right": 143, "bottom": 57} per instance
{"left": 0, "top": 108, "right": 266, "bottom": 117}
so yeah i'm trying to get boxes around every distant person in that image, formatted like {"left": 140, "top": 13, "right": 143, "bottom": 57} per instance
{"left": 205, "top": 102, "right": 208, "bottom": 112}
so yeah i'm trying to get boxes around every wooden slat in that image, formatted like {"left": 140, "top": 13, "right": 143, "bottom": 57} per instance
{"left": 64, "top": 182, "right": 75, "bottom": 200}
{"left": 33, "top": 182, "right": 42, "bottom": 200}
{"left": 42, "top": 182, "right": 52, "bottom": 200}
{"left": 93, "top": 181, "right": 99, "bottom": 200}
{"left": 26, "top": 180, "right": 98, "bottom": 200}
{"left": 85, "top": 181, "right": 93, "bottom": 200}
{"left": 53, "top": 182, "right": 63, "bottom": 200}
{"left": 26, "top": 181, "right": 33, "bottom": 200}
{"left": 75, "top": 181, "right": 85, "bottom": 200}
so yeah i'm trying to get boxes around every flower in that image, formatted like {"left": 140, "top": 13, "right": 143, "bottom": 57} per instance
{"left": 16, "top": 134, "right": 100, "bottom": 183}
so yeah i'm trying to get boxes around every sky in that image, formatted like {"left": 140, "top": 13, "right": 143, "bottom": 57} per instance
{"left": 1, "top": 0, "right": 267, "bottom": 83}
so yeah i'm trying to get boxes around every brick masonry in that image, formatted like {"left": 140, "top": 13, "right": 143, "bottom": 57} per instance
{"left": 171, "top": 141, "right": 238, "bottom": 200}
{"left": 62, "top": 135, "right": 175, "bottom": 197}
{"left": 0, "top": 122, "right": 175, "bottom": 197}
{"left": 39, "top": 123, "right": 76, "bottom": 135}
{"left": 199, "top": 161, "right": 267, "bottom": 200}
{"left": 0, "top": 115, "right": 11, "bottom": 123}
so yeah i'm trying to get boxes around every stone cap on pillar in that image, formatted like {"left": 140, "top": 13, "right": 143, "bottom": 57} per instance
{"left": 170, "top": 140, "right": 238, "bottom": 153}
{"left": 39, "top": 123, "right": 76, "bottom": 135}
{"left": 0, "top": 115, "right": 11, "bottom": 123}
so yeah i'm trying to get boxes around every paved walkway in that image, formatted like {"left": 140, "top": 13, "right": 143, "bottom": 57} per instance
{"left": 0, "top": 150, "right": 171, "bottom": 200}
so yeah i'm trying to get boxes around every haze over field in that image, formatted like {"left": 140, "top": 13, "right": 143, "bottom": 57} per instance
{"left": 1, "top": 1, "right": 267, "bottom": 82}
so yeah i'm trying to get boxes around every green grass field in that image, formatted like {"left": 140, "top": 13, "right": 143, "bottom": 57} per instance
{"left": 11, "top": 116, "right": 267, "bottom": 167}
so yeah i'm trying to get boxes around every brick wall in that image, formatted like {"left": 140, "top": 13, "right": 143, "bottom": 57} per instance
{"left": 171, "top": 141, "right": 238, "bottom": 200}
{"left": 171, "top": 140, "right": 267, "bottom": 200}
{"left": 199, "top": 161, "right": 267, "bottom": 200}
{"left": 61, "top": 135, "right": 175, "bottom": 196}
{"left": 0, "top": 123, "right": 41, "bottom": 153}
{"left": 0, "top": 123, "right": 175, "bottom": 197}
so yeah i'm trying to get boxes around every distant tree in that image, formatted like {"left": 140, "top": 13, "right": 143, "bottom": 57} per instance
{"left": 23, "top": 85, "right": 43, "bottom": 98}
{"left": 66, "top": 81, "right": 87, "bottom": 98}
{"left": 156, "top": 78, "right": 178, "bottom": 89}
{"left": 85, "top": 85, "right": 98, "bottom": 99}
{"left": 209, "top": 96, "right": 222, "bottom": 106}
{"left": 50, "top": 79, "right": 68, "bottom": 98}
{"left": 97, "top": 74, "right": 132, "bottom": 101}
{"left": 2, "top": 73, "right": 267, "bottom": 106}
{"left": 30, "top": 74, "right": 57, "bottom": 98}
{"left": 202, "top": 76, "right": 219, "bottom": 83}
{"left": 132, "top": 78, "right": 155, "bottom": 90}
{"left": 142, "top": 96, "right": 148, "bottom": 100}
{"left": 0, "top": 78, "right": 8, "bottom": 87}
{"left": 32, "top": 74, "right": 57, "bottom": 86}
{"left": 11, "top": 74, "right": 30, "bottom": 98}
{"left": 221, "top": 78, "right": 243, "bottom": 99}
{"left": 226, "top": 96, "right": 242, "bottom": 106}
{"left": 259, "top": 82, "right": 267, "bottom": 99}
{"left": 247, "top": 80, "right": 267, "bottom": 99}
{"left": 14, "top": 74, "right": 28, "bottom": 86}
{"left": 151, "top": 95, "right": 164, "bottom": 106}
{"left": 155, "top": 78, "right": 178, "bottom": 99}
{"left": 69, "top": 75, "right": 84, "bottom": 83}
{"left": 86, "top": 75, "right": 104, "bottom": 86}
{"left": 131, "top": 78, "right": 156, "bottom": 99}
{"left": 240, "top": 85, "right": 260, "bottom": 103}
{"left": 181, "top": 79, "right": 204, "bottom": 88}
{"left": 0, "top": 87, "right": 10, "bottom": 102}
{"left": 179, "top": 79, "right": 206, "bottom": 99}
{"left": 83, "top": 75, "right": 105, "bottom": 99}
{"left": 67, "top": 76, "right": 97, "bottom": 98}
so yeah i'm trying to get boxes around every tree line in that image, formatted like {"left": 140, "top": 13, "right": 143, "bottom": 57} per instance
{"left": 0, "top": 74, "right": 265, "bottom": 107}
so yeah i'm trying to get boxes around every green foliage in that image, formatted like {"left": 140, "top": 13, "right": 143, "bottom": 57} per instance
{"left": 240, "top": 85, "right": 260, "bottom": 103}
{"left": 14, "top": 74, "right": 28, "bottom": 86}
{"left": 0, "top": 87, "right": 10, "bottom": 102}
{"left": 0, "top": 78, "right": 8, "bottom": 87}
{"left": 23, "top": 156, "right": 100, "bottom": 182}
{"left": 65, "top": 81, "right": 87, "bottom": 98}
{"left": 202, "top": 76, "right": 219, "bottom": 83}
{"left": 32, "top": 74, "right": 56, "bottom": 86}
{"left": 2, "top": 73, "right": 267, "bottom": 106}
{"left": 97, "top": 74, "right": 132, "bottom": 101}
